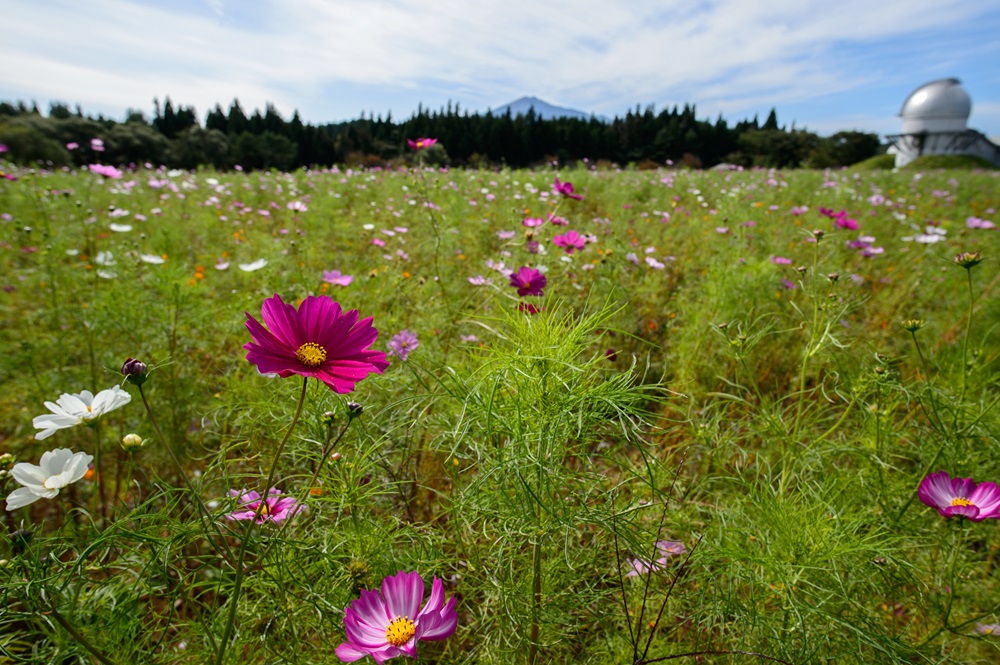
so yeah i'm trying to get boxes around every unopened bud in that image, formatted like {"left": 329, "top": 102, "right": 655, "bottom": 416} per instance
{"left": 346, "top": 402, "right": 363, "bottom": 419}
{"left": 826, "top": 272, "right": 840, "bottom": 283}
{"left": 322, "top": 411, "right": 337, "bottom": 427}
{"left": 121, "top": 358, "right": 148, "bottom": 385}
{"left": 121, "top": 433, "right": 145, "bottom": 452}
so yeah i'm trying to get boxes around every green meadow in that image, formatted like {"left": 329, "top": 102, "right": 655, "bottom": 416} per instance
{"left": 0, "top": 162, "right": 998, "bottom": 664}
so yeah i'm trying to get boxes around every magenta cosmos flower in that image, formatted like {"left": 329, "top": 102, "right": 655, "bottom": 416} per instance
{"left": 918, "top": 471, "right": 1000, "bottom": 521}
{"left": 552, "top": 230, "right": 587, "bottom": 254}
{"left": 226, "top": 488, "right": 302, "bottom": 524}
{"left": 553, "top": 177, "right": 583, "bottom": 200}
{"left": 323, "top": 270, "right": 354, "bottom": 286}
{"left": 509, "top": 266, "right": 546, "bottom": 296}
{"left": 244, "top": 294, "right": 389, "bottom": 393}
{"left": 336, "top": 570, "right": 457, "bottom": 663}
{"left": 406, "top": 138, "right": 438, "bottom": 151}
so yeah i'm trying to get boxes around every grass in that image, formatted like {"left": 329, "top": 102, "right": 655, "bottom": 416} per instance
{"left": 0, "top": 161, "right": 998, "bottom": 664}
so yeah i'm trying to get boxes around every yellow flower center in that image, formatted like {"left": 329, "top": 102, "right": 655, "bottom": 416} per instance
{"left": 385, "top": 616, "right": 416, "bottom": 647}
{"left": 296, "top": 342, "right": 327, "bottom": 367}
{"left": 950, "top": 497, "right": 973, "bottom": 507}
{"left": 256, "top": 502, "right": 271, "bottom": 516}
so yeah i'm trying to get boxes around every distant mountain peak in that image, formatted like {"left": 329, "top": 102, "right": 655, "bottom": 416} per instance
{"left": 492, "top": 96, "right": 595, "bottom": 121}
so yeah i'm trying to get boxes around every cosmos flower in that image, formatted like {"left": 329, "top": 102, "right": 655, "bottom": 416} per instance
{"left": 32, "top": 387, "right": 132, "bottom": 440}
{"left": 323, "top": 270, "right": 354, "bottom": 286}
{"left": 976, "top": 623, "right": 1000, "bottom": 636}
{"left": 88, "top": 164, "right": 123, "bottom": 179}
{"left": 552, "top": 230, "right": 586, "bottom": 254}
{"left": 239, "top": 259, "right": 268, "bottom": 271}
{"left": 140, "top": 254, "right": 166, "bottom": 264}
{"left": 336, "top": 570, "right": 457, "bottom": 663}
{"left": 918, "top": 471, "right": 1000, "bottom": 521}
{"left": 244, "top": 294, "right": 389, "bottom": 393}
{"left": 407, "top": 138, "right": 438, "bottom": 151}
{"left": 66, "top": 142, "right": 79, "bottom": 150}
{"left": 90, "top": 138, "right": 104, "bottom": 152}
{"left": 5, "top": 449, "right": 94, "bottom": 510}
{"left": 388, "top": 330, "right": 419, "bottom": 361}
{"left": 509, "top": 266, "right": 546, "bottom": 297}
{"left": 966, "top": 216, "right": 995, "bottom": 230}
{"left": 770, "top": 256, "right": 792, "bottom": 265}
{"left": 522, "top": 217, "right": 544, "bottom": 228}
{"left": 625, "top": 540, "right": 686, "bottom": 577}
{"left": 553, "top": 177, "right": 583, "bottom": 200}
{"left": 226, "top": 488, "right": 302, "bottom": 524}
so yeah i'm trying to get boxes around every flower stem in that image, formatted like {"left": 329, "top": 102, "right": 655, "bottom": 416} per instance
{"left": 92, "top": 420, "right": 106, "bottom": 522}
{"left": 48, "top": 602, "right": 119, "bottom": 665}
{"left": 214, "top": 376, "right": 309, "bottom": 665}
{"left": 137, "top": 383, "right": 234, "bottom": 561}
{"left": 959, "top": 268, "right": 975, "bottom": 404}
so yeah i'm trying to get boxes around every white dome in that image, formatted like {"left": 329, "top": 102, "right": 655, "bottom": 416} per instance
{"left": 900, "top": 78, "right": 970, "bottom": 133}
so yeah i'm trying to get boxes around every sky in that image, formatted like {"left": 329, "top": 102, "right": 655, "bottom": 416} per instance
{"left": 3, "top": 0, "right": 1000, "bottom": 138}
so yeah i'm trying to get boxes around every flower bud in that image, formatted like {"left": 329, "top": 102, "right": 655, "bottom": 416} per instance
{"left": 0, "top": 453, "right": 13, "bottom": 471}
{"left": 346, "top": 402, "right": 363, "bottom": 419}
{"left": 826, "top": 272, "right": 840, "bottom": 283}
{"left": 954, "top": 251, "right": 984, "bottom": 269}
{"left": 901, "top": 319, "right": 925, "bottom": 333}
{"left": 121, "top": 433, "right": 145, "bottom": 453}
{"left": 322, "top": 411, "right": 337, "bottom": 427}
{"left": 121, "top": 358, "right": 148, "bottom": 385}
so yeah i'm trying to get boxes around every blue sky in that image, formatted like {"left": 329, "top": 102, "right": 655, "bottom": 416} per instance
{"left": 3, "top": 0, "right": 999, "bottom": 138}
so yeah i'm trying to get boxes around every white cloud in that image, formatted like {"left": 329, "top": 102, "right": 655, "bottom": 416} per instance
{"left": 0, "top": 0, "right": 996, "bottom": 131}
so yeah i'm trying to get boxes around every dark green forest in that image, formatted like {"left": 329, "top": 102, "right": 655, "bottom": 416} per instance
{"left": 0, "top": 97, "right": 882, "bottom": 171}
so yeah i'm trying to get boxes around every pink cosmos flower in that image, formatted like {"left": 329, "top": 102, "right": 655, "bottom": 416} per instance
{"left": 918, "top": 471, "right": 1000, "bottom": 521}
{"left": 407, "top": 138, "right": 438, "bottom": 151}
{"left": 522, "top": 217, "right": 544, "bottom": 228}
{"left": 770, "top": 256, "right": 792, "bottom": 265}
{"left": 66, "top": 142, "right": 79, "bottom": 150}
{"left": 547, "top": 213, "right": 568, "bottom": 226}
{"left": 509, "top": 266, "right": 546, "bottom": 296}
{"left": 553, "top": 177, "right": 583, "bottom": 200}
{"left": 226, "top": 488, "right": 301, "bottom": 524}
{"left": 336, "top": 570, "right": 457, "bottom": 663}
{"left": 625, "top": 540, "right": 686, "bottom": 577}
{"left": 834, "top": 213, "right": 859, "bottom": 230}
{"left": 323, "top": 270, "right": 354, "bottom": 286}
{"left": 91, "top": 138, "right": 104, "bottom": 152}
{"left": 967, "top": 216, "right": 995, "bottom": 230}
{"left": 0, "top": 144, "right": 7, "bottom": 153}
{"left": 244, "top": 294, "right": 389, "bottom": 393}
{"left": 388, "top": 329, "right": 418, "bottom": 361}
{"left": 88, "top": 164, "right": 123, "bottom": 179}
{"left": 552, "top": 230, "right": 586, "bottom": 254}
{"left": 976, "top": 623, "right": 1000, "bottom": 636}
{"left": 518, "top": 302, "right": 541, "bottom": 315}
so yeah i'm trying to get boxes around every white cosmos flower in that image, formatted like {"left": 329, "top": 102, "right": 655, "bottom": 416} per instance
{"left": 109, "top": 223, "right": 133, "bottom": 232}
{"left": 5, "top": 449, "right": 93, "bottom": 510}
{"left": 33, "top": 386, "right": 132, "bottom": 440}
{"left": 95, "top": 251, "right": 116, "bottom": 266}
{"left": 140, "top": 254, "right": 166, "bottom": 264}
{"left": 239, "top": 259, "right": 268, "bottom": 272}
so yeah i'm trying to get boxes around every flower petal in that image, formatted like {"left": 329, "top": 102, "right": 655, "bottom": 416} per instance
{"left": 382, "top": 570, "right": 424, "bottom": 620}
{"left": 6, "top": 487, "right": 42, "bottom": 510}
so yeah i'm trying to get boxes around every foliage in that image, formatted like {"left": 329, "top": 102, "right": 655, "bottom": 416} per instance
{"left": 0, "top": 162, "right": 997, "bottom": 664}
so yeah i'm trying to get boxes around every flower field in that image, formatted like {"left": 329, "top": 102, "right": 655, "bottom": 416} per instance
{"left": 0, "top": 159, "right": 998, "bottom": 664}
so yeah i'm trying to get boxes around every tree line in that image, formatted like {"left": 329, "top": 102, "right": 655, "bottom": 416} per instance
{"left": 0, "top": 97, "right": 882, "bottom": 171}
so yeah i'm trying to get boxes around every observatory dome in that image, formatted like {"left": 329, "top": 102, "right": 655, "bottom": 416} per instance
{"left": 900, "top": 78, "right": 971, "bottom": 133}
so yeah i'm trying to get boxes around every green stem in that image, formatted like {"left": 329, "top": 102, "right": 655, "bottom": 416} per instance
{"left": 214, "top": 376, "right": 309, "bottom": 665}
{"left": 48, "top": 603, "right": 119, "bottom": 665}
{"left": 138, "top": 384, "right": 233, "bottom": 561}
{"left": 92, "top": 420, "right": 106, "bottom": 522}
{"left": 959, "top": 269, "right": 974, "bottom": 404}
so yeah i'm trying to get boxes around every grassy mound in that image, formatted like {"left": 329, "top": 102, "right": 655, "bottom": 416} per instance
{"left": 849, "top": 154, "right": 895, "bottom": 170}
{"left": 904, "top": 154, "right": 998, "bottom": 170}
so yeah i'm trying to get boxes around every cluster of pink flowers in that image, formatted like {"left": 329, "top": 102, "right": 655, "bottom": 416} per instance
{"left": 818, "top": 207, "right": 858, "bottom": 230}
{"left": 552, "top": 229, "right": 587, "bottom": 254}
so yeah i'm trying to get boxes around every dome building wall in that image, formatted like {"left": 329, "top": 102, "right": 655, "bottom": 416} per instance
{"left": 886, "top": 78, "right": 1000, "bottom": 167}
